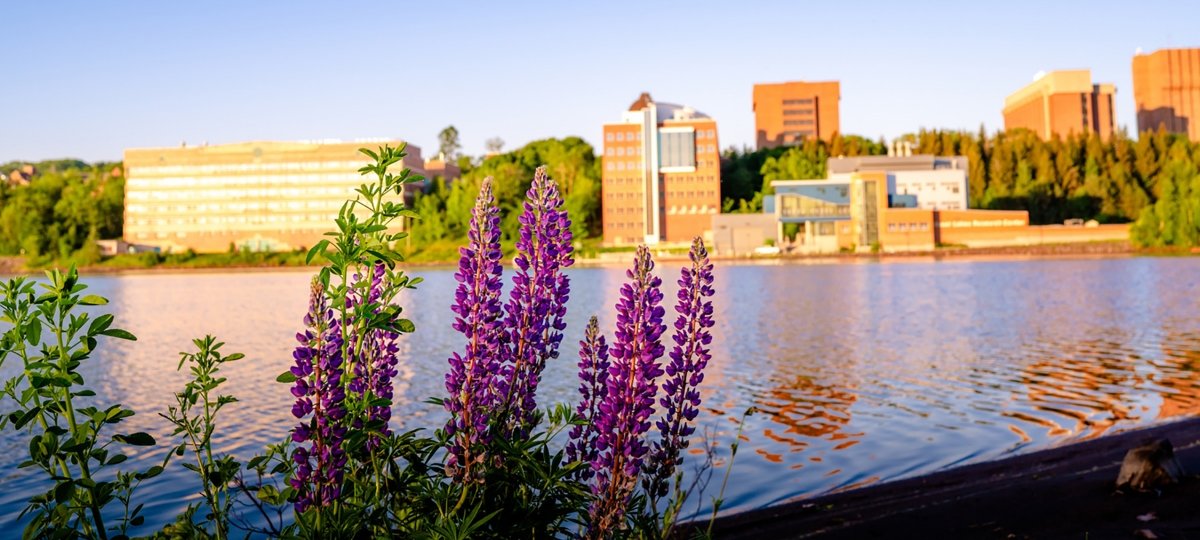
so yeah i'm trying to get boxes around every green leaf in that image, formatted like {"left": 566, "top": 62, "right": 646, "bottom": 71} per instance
{"left": 136, "top": 465, "right": 163, "bottom": 480}
{"left": 26, "top": 319, "right": 42, "bottom": 344}
{"left": 395, "top": 319, "right": 415, "bottom": 333}
{"left": 87, "top": 314, "right": 114, "bottom": 336}
{"left": 276, "top": 371, "right": 297, "bottom": 383}
{"left": 114, "top": 432, "right": 155, "bottom": 446}
{"left": 79, "top": 295, "right": 109, "bottom": 306}
{"left": 12, "top": 408, "right": 39, "bottom": 430}
{"left": 54, "top": 480, "right": 75, "bottom": 504}
{"left": 99, "top": 328, "right": 137, "bottom": 341}
{"left": 306, "top": 239, "right": 331, "bottom": 264}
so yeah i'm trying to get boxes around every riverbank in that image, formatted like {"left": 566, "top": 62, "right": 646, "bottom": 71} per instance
{"left": 4, "top": 240, "right": 1194, "bottom": 275}
{"left": 698, "top": 417, "right": 1200, "bottom": 539}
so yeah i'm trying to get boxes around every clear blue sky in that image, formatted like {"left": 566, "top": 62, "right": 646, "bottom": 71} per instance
{"left": 2, "top": 1, "right": 1198, "bottom": 163}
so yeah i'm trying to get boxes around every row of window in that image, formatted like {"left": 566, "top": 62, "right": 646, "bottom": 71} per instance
{"left": 665, "top": 190, "right": 717, "bottom": 198}
{"left": 782, "top": 98, "right": 814, "bottom": 105}
{"left": 607, "top": 146, "right": 643, "bottom": 156}
{"left": 604, "top": 159, "right": 718, "bottom": 173}
{"left": 782, "top": 109, "right": 814, "bottom": 116}
{"left": 666, "top": 205, "right": 717, "bottom": 215}
{"left": 666, "top": 175, "right": 716, "bottom": 183}
{"left": 129, "top": 161, "right": 368, "bottom": 176}
{"left": 127, "top": 173, "right": 367, "bottom": 188}
{"left": 128, "top": 214, "right": 340, "bottom": 227}
{"left": 606, "top": 131, "right": 643, "bottom": 142}
{"left": 897, "top": 182, "right": 962, "bottom": 194}
{"left": 127, "top": 187, "right": 361, "bottom": 201}
{"left": 886, "top": 222, "right": 931, "bottom": 232}
{"left": 783, "top": 119, "right": 815, "bottom": 126}
{"left": 606, "top": 161, "right": 640, "bottom": 171}
{"left": 128, "top": 201, "right": 342, "bottom": 213}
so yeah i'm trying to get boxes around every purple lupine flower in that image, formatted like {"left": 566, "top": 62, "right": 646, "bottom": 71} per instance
{"left": 346, "top": 263, "right": 401, "bottom": 450}
{"left": 498, "top": 166, "right": 574, "bottom": 437}
{"left": 565, "top": 316, "right": 609, "bottom": 481}
{"left": 643, "top": 237, "right": 715, "bottom": 501}
{"left": 289, "top": 278, "right": 348, "bottom": 514}
{"left": 586, "top": 245, "right": 666, "bottom": 537}
{"left": 444, "top": 176, "right": 505, "bottom": 482}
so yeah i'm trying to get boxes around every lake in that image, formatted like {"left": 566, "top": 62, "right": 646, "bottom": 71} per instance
{"left": 2, "top": 256, "right": 1199, "bottom": 532}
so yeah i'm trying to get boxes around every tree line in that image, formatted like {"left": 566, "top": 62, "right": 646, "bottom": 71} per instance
{"left": 0, "top": 160, "right": 124, "bottom": 264}
{"left": 4, "top": 127, "right": 1200, "bottom": 262}
{"left": 408, "top": 136, "right": 602, "bottom": 257}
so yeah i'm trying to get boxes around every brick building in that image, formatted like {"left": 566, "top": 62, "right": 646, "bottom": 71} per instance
{"left": 1003, "top": 70, "right": 1116, "bottom": 140}
{"left": 753, "top": 81, "right": 840, "bottom": 148}
{"left": 1133, "top": 47, "right": 1200, "bottom": 140}
{"left": 601, "top": 93, "right": 720, "bottom": 246}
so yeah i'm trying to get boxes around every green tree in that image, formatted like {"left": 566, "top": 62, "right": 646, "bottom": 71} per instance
{"left": 438, "top": 125, "right": 461, "bottom": 160}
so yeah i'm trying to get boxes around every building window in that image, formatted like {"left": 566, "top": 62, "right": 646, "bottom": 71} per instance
{"left": 783, "top": 119, "right": 815, "bottom": 126}
{"left": 659, "top": 130, "right": 696, "bottom": 169}
{"left": 782, "top": 109, "right": 814, "bottom": 116}
{"left": 783, "top": 98, "right": 814, "bottom": 105}
{"left": 606, "top": 133, "right": 614, "bottom": 141}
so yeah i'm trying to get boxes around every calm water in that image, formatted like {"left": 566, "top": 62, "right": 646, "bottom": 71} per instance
{"left": 2, "top": 256, "right": 1200, "bottom": 532}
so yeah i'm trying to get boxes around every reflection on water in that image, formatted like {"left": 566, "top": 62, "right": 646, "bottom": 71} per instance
{"left": 2, "top": 257, "right": 1200, "bottom": 530}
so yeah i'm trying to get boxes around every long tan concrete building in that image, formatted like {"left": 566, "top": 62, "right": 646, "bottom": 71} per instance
{"left": 1133, "top": 47, "right": 1200, "bottom": 140}
{"left": 1003, "top": 70, "right": 1116, "bottom": 140}
{"left": 123, "top": 140, "right": 428, "bottom": 253}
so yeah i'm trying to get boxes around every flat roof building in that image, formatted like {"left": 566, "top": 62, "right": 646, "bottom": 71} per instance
{"left": 123, "top": 140, "right": 428, "bottom": 253}
{"left": 753, "top": 81, "right": 840, "bottom": 149}
{"left": 1133, "top": 47, "right": 1200, "bottom": 140}
{"left": 1003, "top": 70, "right": 1116, "bottom": 140}
{"left": 602, "top": 93, "right": 720, "bottom": 246}
{"left": 829, "top": 154, "right": 969, "bottom": 211}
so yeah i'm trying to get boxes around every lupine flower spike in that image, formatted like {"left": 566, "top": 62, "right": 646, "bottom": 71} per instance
{"left": 565, "top": 316, "right": 609, "bottom": 481}
{"left": 444, "top": 177, "right": 504, "bottom": 482}
{"left": 499, "top": 166, "right": 574, "bottom": 437}
{"left": 586, "top": 245, "right": 666, "bottom": 538}
{"left": 289, "top": 278, "right": 348, "bottom": 513}
{"left": 644, "top": 237, "right": 716, "bottom": 502}
{"left": 347, "top": 263, "right": 400, "bottom": 449}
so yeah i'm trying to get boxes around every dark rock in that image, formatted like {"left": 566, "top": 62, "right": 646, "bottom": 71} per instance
{"left": 1116, "top": 439, "right": 1186, "bottom": 492}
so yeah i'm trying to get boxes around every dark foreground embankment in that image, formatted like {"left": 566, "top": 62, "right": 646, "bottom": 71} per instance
{"left": 697, "top": 418, "right": 1200, "bottom": 539}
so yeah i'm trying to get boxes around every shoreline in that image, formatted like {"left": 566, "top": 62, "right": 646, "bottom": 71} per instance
{"left": 695, "top": 416, "right": 1200, "bottom": 539}
{"left": 2, "top": 241, "right": 1195, "bottom": 276}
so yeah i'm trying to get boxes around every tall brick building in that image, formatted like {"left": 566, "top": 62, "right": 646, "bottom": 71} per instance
{"left": 1133, "top": 48, "right": 1200, "bottom": 140}
{"left": 753, "top": 81, "right": 840, "bottom": 148}
{"left": 601, "top": 93, "right": 720, "bottom": 246}
{"left": 1003, "top": 70, "right": 1116, "bottom": 140}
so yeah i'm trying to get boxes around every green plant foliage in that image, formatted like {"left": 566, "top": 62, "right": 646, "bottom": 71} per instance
{"left": 0, "top": 267, "right": 165, "bottom": 540}
{"left": 0, "top": 162, "right": 124, "bottom": 263}
{"left": 404, "top": 137, "right": 602, "bottom": 257}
